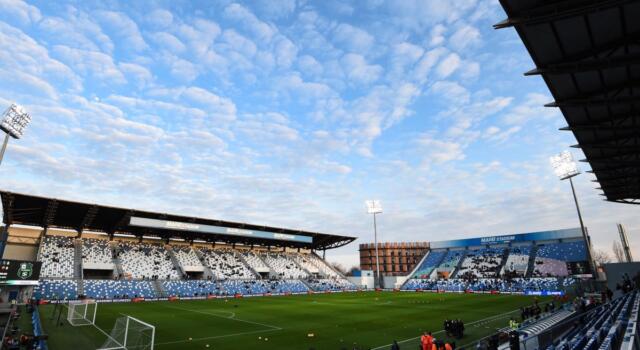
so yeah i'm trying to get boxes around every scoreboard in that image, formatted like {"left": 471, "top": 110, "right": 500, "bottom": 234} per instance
{"left": 0, "top": 260, "right": 42, "bottom": 285}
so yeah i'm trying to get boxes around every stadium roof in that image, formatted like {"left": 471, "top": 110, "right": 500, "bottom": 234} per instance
{"left": 0, "top": 191, "right": 356, "bottom": 250}
{"left": 496, "top": 0, "right": 640, "bottom": 205}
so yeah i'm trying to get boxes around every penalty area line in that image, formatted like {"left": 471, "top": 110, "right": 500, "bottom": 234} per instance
{"left": 162, "top": 304, "right": 283, "bottom": 330}
{"left": 155, "top": 328, "right": 280, "bottom": 345}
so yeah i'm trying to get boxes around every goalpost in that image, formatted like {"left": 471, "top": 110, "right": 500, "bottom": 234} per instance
{"left": 98, "top": 316, "right": 156, "bottom": 350}
{"left": 67, "top": 302, "right": 155, "bottom": 349}
{"left": 67, "top": 301, "right": 97, "bottom": 326}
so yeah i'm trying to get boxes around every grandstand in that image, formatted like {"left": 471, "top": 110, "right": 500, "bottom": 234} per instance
{"left": 402, "top": 229, "right": 590, "bottom": 293}
{"left": 0, "top": 191, "right": 357, "bottom": 303}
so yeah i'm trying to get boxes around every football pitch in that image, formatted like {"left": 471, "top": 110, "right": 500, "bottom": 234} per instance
{"left": 39, "top": 292, "right": 545, "bottom": 349}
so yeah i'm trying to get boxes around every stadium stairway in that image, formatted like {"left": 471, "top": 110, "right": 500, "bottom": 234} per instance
{"left": 399, "top": 250, "right": 431, "bottom": 289}
{"left": 165, "top": 245, "right": 187, "bottom": 278}
{"left": 257, "top": 253, "right": 278, "bottom": 278}
{"left": 519, "top": 310, "right": 575, "bottom": 338}
{"left": 152, "top": 279, "right": 165, "bottom": 298}
{"left": 236, "top": 251, "right": 261, "bottom": 279}
{"left": 74, "top": 239, "right": 83, "bottom": 279}
{"left": 193, "top": 249, "right": 216, "bottom": 280}
{"left": 77, "top": 278, "right": 85, "bottom": 296}
{"left": 112, "top": 244, "right": 126, "bottom": 278}
{"left": 290, "top": 255, "right": 313, "bottom": 277}
{"left": 312, "top": 251, "right": 348, "bottom": 279}
{"left": 620, "top": 293, "right": 640, "bottom": 348}
{"left": 300, "top": 279, "right": 316, "bottom": 291}
{"left": 496, "top": 248, "right": 511, "bottom": 276}
{"left": 525, "top": 245, "right": 538, "bottom": 278}
{"left": 450, "top": 252, "right": 467, "bottom": 279}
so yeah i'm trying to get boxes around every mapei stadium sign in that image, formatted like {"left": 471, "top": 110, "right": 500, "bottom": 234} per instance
{"left": 479, "top": 235, "right": 516, "bottom": 244}
{"left": 430, "top": 228, "right": 583, "bottom": 249}
{"left": 129, "top": 217, "right": 313, "bottom": 243}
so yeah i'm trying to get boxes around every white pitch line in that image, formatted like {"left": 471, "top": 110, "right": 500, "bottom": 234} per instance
{"left": 154, "top": 328, "right": 280, "bottom": 345}
{"left": 162, "top": 304, "right": 282, "bottom": 330}
{"left": 370, "top": 307, "right": 520, "bottom": 350}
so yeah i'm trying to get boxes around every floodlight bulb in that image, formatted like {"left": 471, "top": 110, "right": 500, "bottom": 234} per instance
{"left": 365, "top": 200, "right": 382, "bottom": 214}
{"left": 0, "top": 103, "right": 31, "bottom": 139}
{"left": 550, "top": 151, "right": 580, "bottom": 180}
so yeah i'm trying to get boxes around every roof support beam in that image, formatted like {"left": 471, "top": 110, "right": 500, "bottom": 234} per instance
{"left": 561, "top": 123, "right": 640, "bottom": 131}
{"left": 42, "top": 200, "right": 58, "bottom": 229}
{"left": 494, "top": 0, "right": 633, "bottom": 29}
{"left": 592, "top": 174, "right": 640, "bottom": 182}
{"left": 547, "top": 94, "right": 638, "bottom": 107}
{"left": 579, "top": 149, "right": 640, "bottom": 162}
{"left": 561, "top": 109, "right": 639, "bottom": 131}
{"left": 609, "top": 198, "right": 640, "bottom": 205}
{"left": 526, "top": 52, "right": 640, "bottom": 76}
{"left": 78, "top": 205, "right": 99, "bottom": 233}
{"left": 110, "top": 210, "right": 135, "bottom": 234}
{"left": 587, "top": 165, "right": 638, "bottom": 174}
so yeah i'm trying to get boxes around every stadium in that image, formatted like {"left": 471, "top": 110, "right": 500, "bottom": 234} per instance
{"left": 0, "top": 0, "right": 639, "bottom": 350}
{"left": 0, "top": 192, "right": 604, "bottom": 349}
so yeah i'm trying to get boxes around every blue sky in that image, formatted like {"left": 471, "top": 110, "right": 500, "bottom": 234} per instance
{"left": 0, "top": 0, "right": 637, "bottom": 268}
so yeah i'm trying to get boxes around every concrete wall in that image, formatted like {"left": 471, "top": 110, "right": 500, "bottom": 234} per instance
{"left": 348, "top": 276, "right": 374, "bottom": 289}
{"left": 3, "top": 243, "right": 38, "bottom": 261}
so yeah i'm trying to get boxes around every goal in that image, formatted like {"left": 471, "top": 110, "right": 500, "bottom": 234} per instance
{"left": 98, "top": 316, "right": 156, "bottom": 350}
{"left": 67, "top": 301, "right": 97, "bottom": 326}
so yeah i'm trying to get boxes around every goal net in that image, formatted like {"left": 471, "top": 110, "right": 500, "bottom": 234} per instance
{"left": 67, "top": 301, "right": 97, "bottom": 326}
{"left": 98, "top": 316, "right": 156, "bottom": 350}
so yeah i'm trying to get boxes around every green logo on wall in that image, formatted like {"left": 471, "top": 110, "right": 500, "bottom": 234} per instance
{"left": 17, "top": 262, "right": 33, "bottom": 279}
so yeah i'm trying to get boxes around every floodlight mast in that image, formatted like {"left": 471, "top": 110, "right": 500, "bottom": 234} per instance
{"left": 549, "top": 151, "right": 596, "bottom": 277}
{"left": 0, "top": 103, "right": 31, "bottom": 166}
{"left": 365, "top": 200, "right": 382, "bottom": 289}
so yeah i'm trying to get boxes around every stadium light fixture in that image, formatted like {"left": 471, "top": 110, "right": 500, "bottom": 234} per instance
{"left": 365, "top": 200, "right": 382, "bottom": 289}
{"left": 550, "top": 151, "right": 580, "bottom": 180}
{"left": 549, "top": 151, "right": 595, "bottom": 276}
{"left": 0, "top": 103, "right": 31, "bottom": 166}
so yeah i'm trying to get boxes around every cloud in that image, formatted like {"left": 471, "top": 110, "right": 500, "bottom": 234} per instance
{"left": 332, "top": 23, "right": 375, "bottom": 52}
{"left": 0, "top": 0, "right": 41, "bottom": 25}
{"left": 0, "top": 69, "right": 58, "bottom": 99}
{"left": 175, "top": 19, "right": 222, "bottom": 58}
{"left": 149, "top": 32, "right": 186, "bottom": 54}
{"left": 96, "top": 10, "right": 148, "bottom": 51}
{"left": 341, "top": 53, "right": 383, "bottom": 85}
{"left": 254, "top": 0, "right": 296, "bottom": 19}
{"left": 416, "top": 135, "right": 465, "bottom": 164}
{"left": 430, "top": 80, "right": 470, "bottom": 104}
{"left": 297, "top": 55, "right": 323, "bottom": 77}
{"left": 224, "top": 3, "right": 276, "bottom": 42}
{"left": 436, "top": 52, "right": 461, "bottom": 78}
{"left": 429, "top": 24, "right": 447, "bottom": 46}
{"left": 119, "top": 62, "right": 153, "bottom": 87}
{"left": 483, "top": 125, "right": 521, "bottom": 143}
{"left": 53, "top": 45, "right": 126, "bottom": 84}
{"left": 449, "top": 24, "right": 481, "bottom": 51}
{"left": 0, "top": 23, "right": 82, "bottom": 92}
{"left": 147, "top": 9, "right": 173, "bottom": 28}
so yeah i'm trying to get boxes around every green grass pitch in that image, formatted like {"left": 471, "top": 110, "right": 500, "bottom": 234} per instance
{"left": 39, "top": 291, "right": 546, "bottom": 349}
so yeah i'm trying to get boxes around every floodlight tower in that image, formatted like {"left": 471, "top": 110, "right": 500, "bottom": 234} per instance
{"left": 365, "top": 200, "right": 382, "bottom": 289}
{"left": 549, "top": 151, "right": 595, "bottom": 276}
{"left": 0, "top": 104, "right": 31, "bottom": 166}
